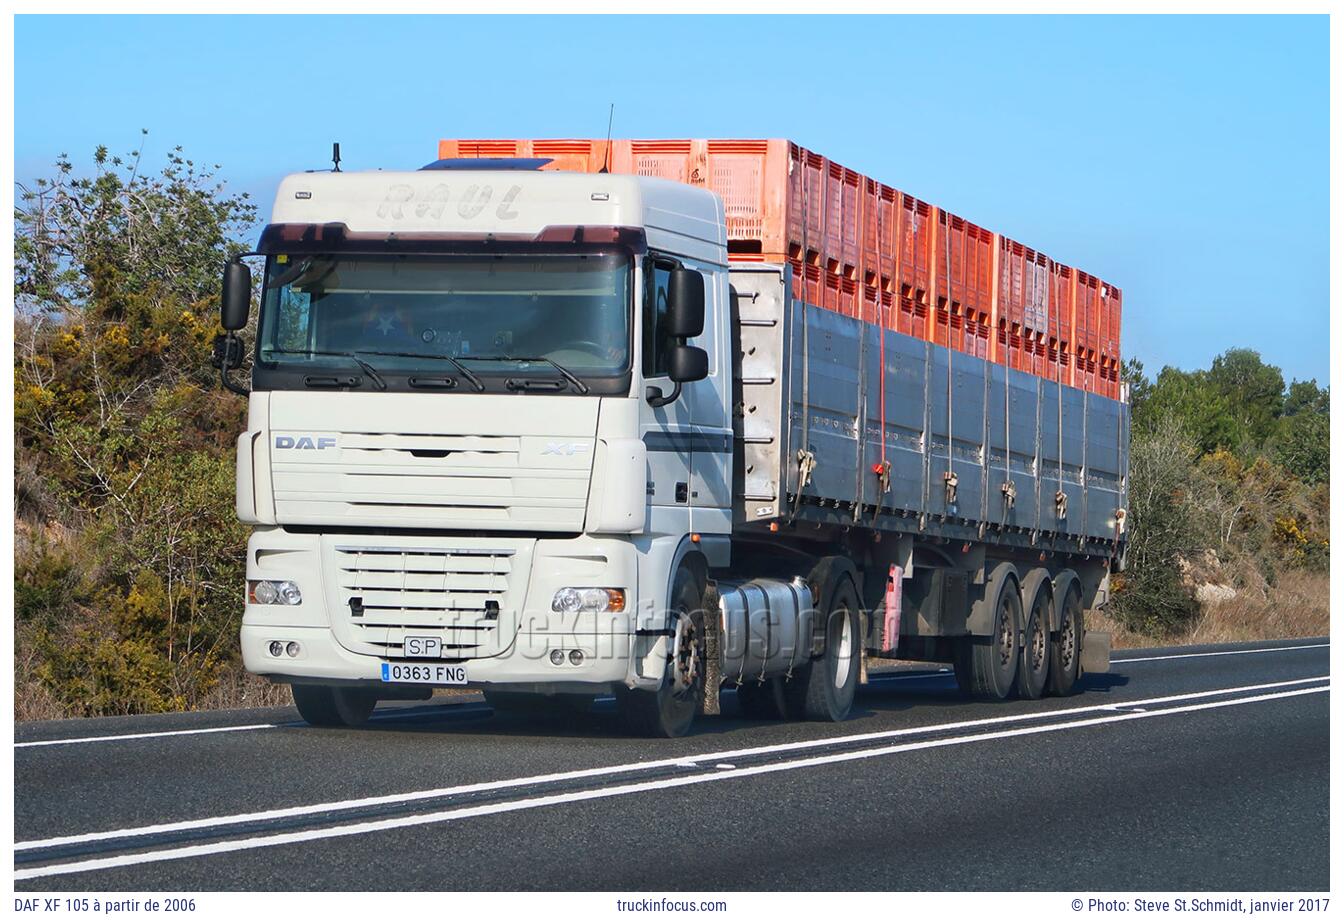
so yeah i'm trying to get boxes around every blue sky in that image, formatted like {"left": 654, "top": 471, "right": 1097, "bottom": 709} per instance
{"left": 14, "top": 14, "right": 1329, "bottom": 384}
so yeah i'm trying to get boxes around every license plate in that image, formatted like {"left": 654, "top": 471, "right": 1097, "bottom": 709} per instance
{"left": 381, "top": 661, "right": 467, "bottom": 686}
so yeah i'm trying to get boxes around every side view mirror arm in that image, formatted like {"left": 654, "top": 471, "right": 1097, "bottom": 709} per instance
{"left": 213, "top": 331, "right": 249, "bottom": 396}
{"left": 645, "top": 381, "right": 682, "bottom": 409}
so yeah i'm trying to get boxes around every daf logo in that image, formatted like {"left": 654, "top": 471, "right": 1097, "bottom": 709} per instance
{"left": 542, "top": 441, "right": 590, "bottom": 457}
{"left": 275, "top": 436, "right": 337, "bottom": 450}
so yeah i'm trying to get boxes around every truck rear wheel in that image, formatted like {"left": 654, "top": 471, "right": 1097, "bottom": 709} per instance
{"left": 962, "top": 583, "right": 1021, "bottom": 701}
{"left": 1015, "top": 575, "right": 1052, "bottom": 700}
{"left": 1048, "top": 587, "right": 1084, "bottom": 696}
{"left": 292, "top": 684, "right": 377, "bottom": 727}
{"left": 615, "top": 568, "right": 705, "bottom": 738}
{"left": 783, "top": 578, "right": 861, "bottom": 722}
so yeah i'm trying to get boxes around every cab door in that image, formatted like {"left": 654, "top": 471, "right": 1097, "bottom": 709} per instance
{"left": 638, "top": 255, "right": 695, "bottom": 539}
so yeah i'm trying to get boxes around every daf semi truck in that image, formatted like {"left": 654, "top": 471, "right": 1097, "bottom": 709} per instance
{"left": 215, "top": 150, "right": 1126, "bottom": 738}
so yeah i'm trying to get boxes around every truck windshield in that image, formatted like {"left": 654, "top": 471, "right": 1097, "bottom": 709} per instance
{"left": 257, "top": 252, "right": 631, "bottom": 385}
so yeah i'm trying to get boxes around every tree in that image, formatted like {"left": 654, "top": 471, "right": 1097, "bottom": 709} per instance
{"left": 1110, "top": 417, "right": 1203, "bottom": 636}
{"left": 1204, "top": 348, "right": 1285, "bottom": 449}
{"left": 14, "top": 137, "right": 257, "bottom": 715}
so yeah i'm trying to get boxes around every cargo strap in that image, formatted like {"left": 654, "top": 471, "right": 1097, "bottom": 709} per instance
{"left": 870, "top": 460, "right": 891, "bottom": 526}
{"left": 795, "top": 149, "right": 813, "bottom": 524}
{"left": 943, "top": 216, "right": 955, "bottom": 516}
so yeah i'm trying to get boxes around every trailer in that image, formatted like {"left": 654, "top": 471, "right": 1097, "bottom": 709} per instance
{"left": 215, "top": 141, "right": 1126, "bottom": 737}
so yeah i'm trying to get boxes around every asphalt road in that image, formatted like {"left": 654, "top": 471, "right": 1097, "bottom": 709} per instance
{"left": 13, "top": 637, "right": 1330, "bottom": 891}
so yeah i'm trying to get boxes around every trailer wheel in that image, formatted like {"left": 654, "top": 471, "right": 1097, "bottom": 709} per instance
{"left": 292, "top": 684, "right": 377, "bottom": 728}
{"left": 783, "top": 578, "right": 861, "bottom": 722}
{"left": 964, "top": 583, "right": 1021, "bottom": 701}
{"left": 614, "top": 567, "right": 705, "bottom": 738}
{"left": 1015, "top": 576, "right": 1052, "bottom": 700}
{"left": 734, "top": 677, "right": 788, "bottom": 719}
{"left": 1048, "top": 586, "right": 1085, "bottom": 696}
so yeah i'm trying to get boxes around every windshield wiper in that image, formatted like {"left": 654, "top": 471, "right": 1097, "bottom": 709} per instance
{"left": 461, "top": 355, "right": 591, "bottom": 395}
{"left": 265, "top": 348, "right": 487, "bottom": 392}
{"left": 267, "top": 348, "right": 387, "bottom": 390}
{"left": 349, "top": 349, "right": 485, "bottom": 392}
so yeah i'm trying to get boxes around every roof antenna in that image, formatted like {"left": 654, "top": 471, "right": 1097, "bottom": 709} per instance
{"left": 600, "top": 103, "right": 614, "bottom": 173}
{"left": 331, "top": 142, "right": 342, "bottom": 173}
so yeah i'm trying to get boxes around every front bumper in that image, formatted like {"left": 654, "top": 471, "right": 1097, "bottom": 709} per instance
{"left": 241, "top": 527, "right": 640, "bottom": 690}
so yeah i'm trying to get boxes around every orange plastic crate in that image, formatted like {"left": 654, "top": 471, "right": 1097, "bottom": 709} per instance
{"left": 436, "top": 137, "right": 1125, "bottom": 395}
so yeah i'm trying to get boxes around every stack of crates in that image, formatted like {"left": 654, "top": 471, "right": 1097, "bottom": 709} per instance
{"left": 435, "top": 138, "right": 1125, "bottom": 400}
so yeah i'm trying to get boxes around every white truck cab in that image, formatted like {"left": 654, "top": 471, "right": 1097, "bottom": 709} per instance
{"left": 225, "top": 165, "right": 737, "bottom": 736}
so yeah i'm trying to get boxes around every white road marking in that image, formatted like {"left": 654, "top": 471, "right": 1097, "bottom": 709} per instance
{"left": 1111, "top": 642, "right": 1328, "bottom": 663}
{"left": 13, "top": 703, "right": 491, "bottom": 750}
{"left": 14, "top": 723, "right": 277, "bottom": 749}
{"left": 15, "top": 675, "right": 1326, "bottom": 854}
{"left": 15, "top": 683, "right": 1327, "bottom": 881}
{"left": 15, "top": 643, "right": 1324, "bottom": 750}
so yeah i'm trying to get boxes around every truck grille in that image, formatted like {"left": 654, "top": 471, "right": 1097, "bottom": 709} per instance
{"left": 334, "top": 545, "right": 517, "bottom": 659}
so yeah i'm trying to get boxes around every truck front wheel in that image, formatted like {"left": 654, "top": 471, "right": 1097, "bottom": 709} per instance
{"left": 615, "top": 568, "right": 705, "bottom": 738}
{"left": 783, "top": 578, "right": 861, "bottom": 722}
{"left": 291, "top": 683, "right": 377, "bottom": 728}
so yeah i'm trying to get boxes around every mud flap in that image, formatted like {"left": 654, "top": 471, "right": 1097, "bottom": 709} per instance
{"left": 1082, "top": 630, "right": 1111, "bottom": 675}
{"left": 701, "top": 581, "right": 722, "bottom": 715}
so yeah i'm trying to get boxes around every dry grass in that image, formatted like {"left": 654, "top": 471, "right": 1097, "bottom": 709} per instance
{"left": 1090, "top": 570, "right": 1330, "bottom": 649}
{"left": 195, "top": 668, "right": 297, "bottom": 712}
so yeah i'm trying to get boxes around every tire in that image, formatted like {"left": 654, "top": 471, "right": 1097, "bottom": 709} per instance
{"left": 734, "top": 677, "right": 788, "bottom": 719}
{"left": 1048, "top": 587, "right": 1084, "bottom": 696}
{"left": 292, "top": 683, "right": 377, "bottom": 727}
{"left": 783, "top": 578, "right": 861, "bottom": 722}
{"left": 614, "top": 567, "right": 705, "bottom": 738}
{"left": 1016, "top": 577, "right": 1051, "bottom": 701}
{"left": 964, "top": 582, "right": 1021, "bottom": 701}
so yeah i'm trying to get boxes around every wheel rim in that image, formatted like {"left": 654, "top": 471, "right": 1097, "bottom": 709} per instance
{"left": 1030, "top": 601, "right": 1047, "bottom": 671}
{"left": 1059, "top": 606, "right": 1077, "bottom": 670}
{"left": 669, "top": 610, "right": 701, "bottom": 696}
{"left": 997, "top": 595, "right": 1016, "bottom": 668}
{"left": 831, "top": 607, "right": 854, "bottom": 691}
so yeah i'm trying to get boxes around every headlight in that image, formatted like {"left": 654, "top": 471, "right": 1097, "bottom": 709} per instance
{"left": 249, "top": 579, "right": 303, "bottom": 606}
{"left": 551, "top": 587, "right": 626, "bottom": 613}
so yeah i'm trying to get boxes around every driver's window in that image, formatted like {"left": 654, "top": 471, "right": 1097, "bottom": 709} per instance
{"left": 643, "top": 259, "right": 675, "bottom": 377}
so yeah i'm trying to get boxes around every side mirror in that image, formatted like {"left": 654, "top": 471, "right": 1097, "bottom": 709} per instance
{"left": 668, "top": 345, "right": 708, "bottom": 383}
{"left": 221, "top": 260, "right": 251, "bottom": 331}
{"left": 666, "top": 269, "right": 705, "bottom": 338}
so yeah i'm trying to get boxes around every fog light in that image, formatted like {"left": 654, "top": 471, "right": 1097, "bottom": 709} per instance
{"left": 285, "top": 641, "right": 301, "bottom": 658}
{"left": 568, "top": 649, "right": 584, "bottom": 666}
{"left": 549, "top": 649, "right": 566, "bottom": 666}
{"left": 268, "top": 641, "right": 284, "bottom": 657}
